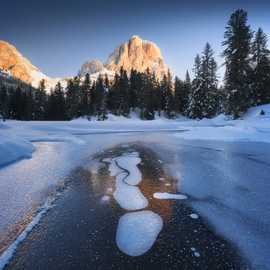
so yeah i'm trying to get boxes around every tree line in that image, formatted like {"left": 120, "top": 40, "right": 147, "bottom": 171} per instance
{"left": 1, "top": 9, "right": 270, "bottom": 121}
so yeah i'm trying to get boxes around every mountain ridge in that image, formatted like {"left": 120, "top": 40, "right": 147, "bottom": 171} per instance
{"left": 0, "top": 36, "right": 169, "bottom": 90}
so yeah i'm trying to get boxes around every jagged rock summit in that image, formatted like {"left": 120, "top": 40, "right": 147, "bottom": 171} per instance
{"left": 105, "top": 35, "right": 168, "bottom": 79}
{"left": 79, "top": 35, "right": 168, "bottom": 79}
{"left": 0, "top": 36, "right": 169, "bottom": 90}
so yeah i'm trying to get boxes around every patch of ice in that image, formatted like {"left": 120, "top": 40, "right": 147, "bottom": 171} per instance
{"left": 114, "top": 172, "right": 148, "bottom": 210}
{"left": 153, "top": 192, "right": 187, "bottom": 200}
{"left": 116, "top": 210, "right": 163, "bottom": 256}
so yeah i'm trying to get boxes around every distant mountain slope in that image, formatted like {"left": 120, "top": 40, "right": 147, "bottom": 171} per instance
{"left": 0, "top": 41, "right": 65, "bottom": 91}
{"left": 0, "top": 36, "right": 169, "bottom": 91}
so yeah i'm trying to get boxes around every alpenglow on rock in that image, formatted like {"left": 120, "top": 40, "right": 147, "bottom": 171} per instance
{"left": 0, "top": 40, "right": 65, "bottom": 91}
{"left": 104, "top": 35, "right": 168, "bottom": 79}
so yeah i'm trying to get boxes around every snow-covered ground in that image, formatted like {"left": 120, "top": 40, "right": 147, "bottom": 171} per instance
{"left": 0, "top": 104, "right": 270, "bottom": 269}
{"left": 1, "top": 104, "right": 270, "bottom": 169}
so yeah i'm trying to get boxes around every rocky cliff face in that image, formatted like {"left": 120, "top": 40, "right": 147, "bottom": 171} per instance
{"left": 105, "top": 35, "right": 168, "bottom": 79}
{"left": 0, "top": 36, "right": 169, "bottom": 91}
{"left": 0, "top": 40, "right": 64, "bottom": 90}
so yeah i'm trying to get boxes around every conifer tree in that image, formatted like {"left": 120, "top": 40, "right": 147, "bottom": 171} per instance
{"left": 251, "top": 28, "right": 270, "bottom": 105}
{"left": 183, "top": 71, "right": 192, "bottom": 115}
{"left": 174, "top": 76, "right": 185, "bottom": 114}
{"left": 66, "top": 77, "right": 80, "bottom": 119}
{"left": 161, "top": 70, "right": 174, "bottom": 118}
{"left": 140, "top": 69, "right": 156, "bottom": 120}
{"left": 94, "top": 75, "right": 107, "bottom": 120}
{"left": 47, "top": 82, "right": 66, "bottom": 120}
{"left": 35, "top": 79, "right": 47, "bottom": 120}
{"left": 188, "top": 54, "right": 204, "bottom": 119}
{"left": 118, "top": 67, "right": 130, "bottom": 116}
{"left": 129, "top": 69, "right": 139, "bottom": 110}
{"left": 81, "top": 73, "right": 92, "bottom": 118}
{"left": 222, "top": 9, "right": 253, "bottom": 118}
{"left": 201, "top": 43, "right": 219, "bottom": 117}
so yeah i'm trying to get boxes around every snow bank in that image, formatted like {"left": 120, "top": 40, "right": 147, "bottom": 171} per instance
{"left": 0, "top": 135, "right": 34, "bottom": 168}
{"left": 116, "top": 211, "right": 163, "bottom": 256}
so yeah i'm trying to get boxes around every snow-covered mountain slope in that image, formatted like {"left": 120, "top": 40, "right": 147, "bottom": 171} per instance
{"left": 0, "top": 41, "right": 65, "bottom": 91}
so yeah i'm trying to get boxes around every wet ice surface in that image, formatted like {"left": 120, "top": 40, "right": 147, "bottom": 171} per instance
{"left": 0, "top": 131, "right": 270, "bottom": 269}
{"left": 104, "top": 151, "right": 164, "bottom": 256}
{"left": 0, "top": 134, "right": 145, "bottom": 251}
{"left": 116, "top": 211, "right": 163, "bottom": 256}
{"left": 104, "top": 153, "right": 148, "bottom": 210}
{"left": 148, "top": 138, "right": 270, "bottom": 270}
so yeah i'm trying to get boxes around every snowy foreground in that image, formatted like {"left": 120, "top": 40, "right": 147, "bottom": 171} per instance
{"left": 0, "top": 104, "right": 270, "bottom": 269}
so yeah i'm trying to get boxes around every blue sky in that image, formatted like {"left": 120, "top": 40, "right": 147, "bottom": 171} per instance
{"left": 1, "top": 0, "right": 270, "bottom": 80}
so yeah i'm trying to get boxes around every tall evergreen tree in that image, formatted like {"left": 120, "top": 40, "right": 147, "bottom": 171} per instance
{"left": 140, "top": 69, "right": 156, "bottom": 120}
{"left": 161, "top": 70, "right": 174, "bottom": 118}
{"left": 34, "top": 79, "right": 47, "bottom": 120}
{"left": 174, "top": 76, "right": 185, "bottom": 114}
{"left": 188, "top": 54, "right": 204, "bottom": 119}
{"left": 94, "top": 75, "right": 107, "bottom": 120}
{"left": 47, "top": 82, "right": 66, "bottom": 120}
{"left": 66, "top": 77, "right": 80, "bottom": 119}
{"left": 183, "top": 71, "right": 192, "bottom": 115}
{"left": 251, "top": 28, "right": 270, "bottom": 105}
{"left": 222, "top": 9, "right": 253, "bottom": 118}
{"left": 129, "top": 69, "right": 139, "bottom": 110}
{"left": 80, "top": 73, "right": 92, "bottom": 118}
{"left": 201, "top": 43, "right": 219, "bottom": 117}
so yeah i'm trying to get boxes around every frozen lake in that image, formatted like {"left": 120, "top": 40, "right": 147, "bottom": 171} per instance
{"left": 0, "top": 132, "right": 270, "bottom": 269}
